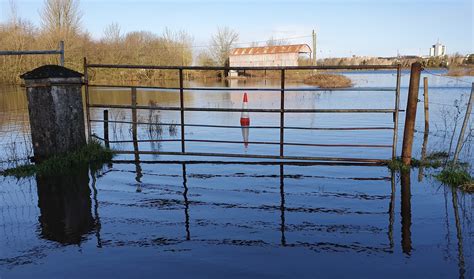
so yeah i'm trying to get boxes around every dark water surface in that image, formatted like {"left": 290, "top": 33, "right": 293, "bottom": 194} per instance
{"left": 0, "top": 70, "right": 472, "bottom": 278}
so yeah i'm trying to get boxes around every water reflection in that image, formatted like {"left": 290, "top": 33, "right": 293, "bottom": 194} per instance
{"left": 400, "top": 169, "right": 412, "bottom": 255}
{"left": 36, "top": 167, "right": 95, "bottom": 245}
{"left": 241, "top": 126, "right": 249, "bottom": 148}
{"left": 388, "top": 170, "right": 396, "bottom": 249}
{"left": 451, "top": 188, "right": 466, "bottom": 278}
{"left": 182, "top": 164, "right": 191, "bottom": 240}
{"left": 1, "top": 162, "right": 472, "bottom": 277}
{"left": 124, "top": 162, "right": 400, "bottom": 253}
{"left": 279, "top": 164, "right": 286, "bottom": 246}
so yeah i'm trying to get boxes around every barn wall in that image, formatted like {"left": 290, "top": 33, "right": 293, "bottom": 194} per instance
{"left": 229, "top": 53, "right": 300, "bottom": 67}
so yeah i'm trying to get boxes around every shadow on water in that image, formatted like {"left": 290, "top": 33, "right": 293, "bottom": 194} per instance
{"left": 36, "top": 167, "right": 96, "bottom": 245}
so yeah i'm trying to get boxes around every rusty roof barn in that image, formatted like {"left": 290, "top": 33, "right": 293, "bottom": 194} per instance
{"left": 229, "top": 44, "right": 312, "bottom": 67}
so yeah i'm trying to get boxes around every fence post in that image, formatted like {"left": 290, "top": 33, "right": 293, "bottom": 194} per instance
{"left": 59, "top": 41, "right": 65, "bottom": 66}
{"left": 131, "top": 87, "right": 138, "bottom": 154}
{"left": 422, "top": 77, "right": 430, "bottom": 136}
{"left": 280, "top": 69, "right": 285, "bottom": 158}
{"left": 179, "top": 68, "right": 185, "bottom": 153}
{"left": 392, "top": 64, "right": 402, "bottom": 159}
{"left": 419, "top": 77, "right": 429, "bottom": 181}
{"left": 401, "top": 62, "right": 422, "bottom": 165}
{"left": 453, "top": 82, "right": 474, "bottom": 163}
{"left": 83, "top": 57, "right": 92, "bottom": 141}
{"left": 103, "top": 110, "right": 109, "bottom": 149}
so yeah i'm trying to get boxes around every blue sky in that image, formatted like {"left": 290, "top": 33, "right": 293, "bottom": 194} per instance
{"left": 1, "top": 0, "right": 472, "bottom": 57}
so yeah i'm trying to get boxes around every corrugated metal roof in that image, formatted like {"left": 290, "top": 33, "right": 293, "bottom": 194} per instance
{"left": 230, "top": 44, "right": 311, "bottom": 56}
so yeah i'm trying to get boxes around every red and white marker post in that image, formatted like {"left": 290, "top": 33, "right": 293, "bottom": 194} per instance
{"left": 240, "top": 92, "right": 250, "bottom": 126}
{"left": 240, "top": 93, "right": 250, "bottom": 148}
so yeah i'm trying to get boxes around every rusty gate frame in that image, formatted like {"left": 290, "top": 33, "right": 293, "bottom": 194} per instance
{"left": 83, "top": 58, "right": 402, "bottom": 163}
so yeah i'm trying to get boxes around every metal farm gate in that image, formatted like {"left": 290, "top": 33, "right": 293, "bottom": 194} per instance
{"left": 83, "top": 59, "right": 401, "bottom": 164}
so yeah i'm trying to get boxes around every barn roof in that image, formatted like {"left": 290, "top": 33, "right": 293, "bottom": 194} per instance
{"left": 230, "top": 44, "right": 311, "bottom": 56}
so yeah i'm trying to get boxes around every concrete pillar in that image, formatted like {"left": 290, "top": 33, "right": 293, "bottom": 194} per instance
{"left": 20, "top": 65, "right": 85, "bottom": 162}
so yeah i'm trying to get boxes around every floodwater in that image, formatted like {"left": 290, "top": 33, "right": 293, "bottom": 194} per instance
{"left": 0, "top": 70, "right": 473, "bottom": 278}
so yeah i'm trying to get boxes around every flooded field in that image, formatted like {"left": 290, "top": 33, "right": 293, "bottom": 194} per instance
{"left": 0, "top": 70, "right": 473, "bottom": 278}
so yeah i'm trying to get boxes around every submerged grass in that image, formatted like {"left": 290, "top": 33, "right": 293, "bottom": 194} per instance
{"left": 1, "top": 140, "right": 114, "bottom": 178}
{"left": 387, "top": 153, "right": 473, "bottom": 192}
{"left": 387, "top": 155, "right": 443, "bottom": 171}
{"left": 435, "top": 164, "right": 473, "bottom": 192}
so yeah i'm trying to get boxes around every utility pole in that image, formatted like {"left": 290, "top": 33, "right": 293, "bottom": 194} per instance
{"left": 312, "top": 29, "right": 317, "bottom": 66}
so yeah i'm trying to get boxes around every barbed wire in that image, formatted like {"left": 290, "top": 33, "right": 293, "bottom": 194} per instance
{"left": 418, "top": 100, "right": 458, "bottom": 108}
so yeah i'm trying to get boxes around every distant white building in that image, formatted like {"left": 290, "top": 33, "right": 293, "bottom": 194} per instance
{"left": 429, "top": 42, "right": 446, "bottom": 57}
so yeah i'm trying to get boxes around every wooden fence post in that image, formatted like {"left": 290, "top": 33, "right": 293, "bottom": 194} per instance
{"left": 419, "top": 77, "right": 429, "bottom": 181}
{"left": 401, "top": 62, "right": 422, "bottom": 165}
{"left": 453, "top": 82, "right": 474, "bottom": 163}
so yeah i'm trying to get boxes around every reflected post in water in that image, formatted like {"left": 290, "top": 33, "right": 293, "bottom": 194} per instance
{"left": 36, "top": 167, "right": 95, "bottom": 245}
{"left": 388, "top": 170, "right": 396, "bottom": 249}
{"left": 131, "top": 87, "right": 143, "bottom": 192}
{"left": 182, "top": 163, "right": 191, "bottom": 240}
{"left": 280, "top": 164, "right": 286, "bottom": 246}
{"left": 400, "top": 169, "right": 412, "bottom": 255}
{"left": 451, "top": 188, "right": 466, "bottom": 278}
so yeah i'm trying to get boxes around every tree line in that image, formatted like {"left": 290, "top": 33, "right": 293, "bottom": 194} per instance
{"left": 0, "top": 0, "right": 240, "bottom": 84}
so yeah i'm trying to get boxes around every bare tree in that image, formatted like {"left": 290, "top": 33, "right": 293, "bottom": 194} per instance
{"left": 40, "top": 0, "right": 82, "bottom": 40}
{"left": 103, "top": 22, "right": 122, "bottom": 43}
{"left": 209, "top": 26, "right": 239, "bottom": 66}
{"left": 196, "top": 50, "right": 215, "bottom": 66}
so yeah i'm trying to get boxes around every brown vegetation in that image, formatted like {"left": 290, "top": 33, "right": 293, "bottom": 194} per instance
{"left": 311, "top": 53, "right": 469, "bottom": 69}
{"left": 303, "top": 74, "right": 352, "bottom": 88}
{"left": 446, "top": 66, "right": 474, "bottom": 77}
{"left": 0, "top": 0, "right": 193, "bottom": 84}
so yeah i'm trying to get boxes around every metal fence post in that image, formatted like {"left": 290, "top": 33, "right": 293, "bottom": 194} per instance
{"left": 392, "top": 64, "right": 401, "bottom": 159}
{"left": 103, "top": 110, "right": 109, "bottom": 148}
{"left": 131, "top": 87, "right": 139, "bottom": 156}
{"left": 179, "top": 68, "right": 186, "bottom": 153}
{"left": 401, "top": 62, "right": 422, "bottom": 165}
{"left": 59, "top": 41, "right": 65, "bottom": 66}
{"left": 453, "top": 82, "right": 474, "bottom": 163}
{"left": 280, "top": 69, "right": 285, "bottom": 158}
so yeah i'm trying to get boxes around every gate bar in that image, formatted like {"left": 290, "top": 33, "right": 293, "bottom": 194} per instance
{"left": 88, "top": 104, "right": 396, "bottom": 113}
{"left": 87, "top": 84, "right": 396, "bottom": 92}
{"left": 86, "top": 64, "right": 399, "bottom": 70}
{"left": 113, "top": 150, "right": 386, "bottom": 163}
{"left": 90, "top": 119, "right": 394, "bottom": 131}
{"left": 104, "top": 138, "right": 392, "bottom": 148}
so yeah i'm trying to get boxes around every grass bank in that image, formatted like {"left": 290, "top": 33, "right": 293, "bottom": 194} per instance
{"left": 1, "top": 141, "right": 114, "bottom": 178}
{"left": 303, "top": 73, "right": 353, "bottom": 88}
